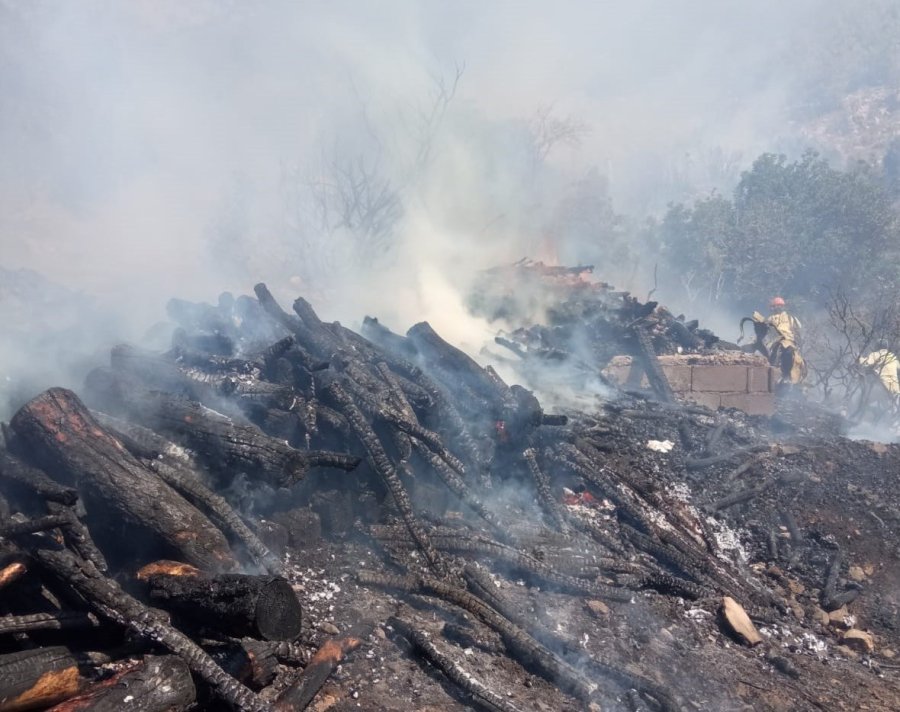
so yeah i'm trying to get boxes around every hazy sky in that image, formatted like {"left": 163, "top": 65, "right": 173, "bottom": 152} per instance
{"left": 0, "top": 0, "right": 893, "bottom": 336}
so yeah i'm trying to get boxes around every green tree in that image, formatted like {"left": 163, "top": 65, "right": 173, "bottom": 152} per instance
{"left": 657, "top": 151, "right": 900, "bottom": 313}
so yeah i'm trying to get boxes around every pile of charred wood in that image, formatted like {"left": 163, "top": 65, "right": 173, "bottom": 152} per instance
{"left": 472, "top": 261, "right": 728, "bottom": 392}
{"left": 0, "top": 283, "right": 806, "bottom": 711}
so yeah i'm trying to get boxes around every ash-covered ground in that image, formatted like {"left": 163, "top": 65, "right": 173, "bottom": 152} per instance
{"left": 274, "top": 396, "right": 900, "bottom": 712}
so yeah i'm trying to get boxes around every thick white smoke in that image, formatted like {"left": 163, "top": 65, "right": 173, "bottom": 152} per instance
{"left": 1, "top": 0, "right": 896, "bottom": 413}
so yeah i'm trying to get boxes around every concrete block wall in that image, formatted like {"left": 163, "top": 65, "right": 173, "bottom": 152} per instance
{"left": 602, "top": 354, "right": 776, "bottom": 416}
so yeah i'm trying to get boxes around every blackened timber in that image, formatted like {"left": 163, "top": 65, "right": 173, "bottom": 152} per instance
{"left": 171, "top": 327, "right": 234, "bottom": 356}
{"left": 375, "top": 361, "right": 417, "bottom": 422}
{"left": 273, "top": 621, "right": 373, "bottom": 711}
{"left": 821, "top": 548, "right": 844, "bottom": 611}
{"left": 632, "top": 327, "right": 674, "bottom": 403}
{"left": 139, "top": 564, "right": 302, "bottom": 641}
{"left": 150, "top": 460, "right": 283, "bottom": 575}
{"left": 684, "top": 445, "right": 769, "bottom": 471}
{"left": 361, "top": 316, "right": 419, "bottom": 359}
{"left": 326, "top": 381, "right": 447, "bottom": 576}
{"left": 110, "top": 344, "right": 218, "bottom": 403}
{"left": 522, "top": 448, "right": 569, "bottom": 535}
{"left": 0, "top": 646, "right": 96, "bottom": 712}
{"left": 0, "top": 514, "right": 71, "bottom": 537}
{"left": 388, "top": 615, "right": 525, "bottom": 712}
{"left": 10, "top": 388, "right": 236, "bottom": 573}
{"left": 210, "top": 639, "right": 280, "bottom": 689}
{"left": 374, "top": 528, "right": 632, "bottom": 602}
{"left": 0, "top": 450, "right": 77, "bottom": 505}
{"left": 348, "top": 344, "right": 481, "bottom": 471}
{"left": 291, "top": 298, "right": 347, "bottom": 358}
{"left": 410, "top": 441, "right": 507, "bottom": 536}
{"left": 44, "top": 502, "right": 108, "bottom": 574}
{"left": 462, "top": 566, "right": 682, "bottom": 712}
{"left": 357, "top": 570, "right": 598, "bottom": 702}
{"left": 46, "top": 656, "right": 196, "bottom": 712}
{"left": 95, "top": 418, "right": 281, "bottom": 573}
{"left": 0, "top": 612, "right": 99, "bottom": 637}
{"left": 166, "top": 297, "right": 232, "bottom": 335}
{"left": 253, "top": 284, "right": 341, "bottom": 363}
{"left": 249, "top": 288, "right": 326, "bottom": 372}
{"left": 26, "top": 545, "right": 269, "bottom": 712}
{"left": 86, "top": 369, "right": 359, "bottom": 488}
{"left": 708, "top": 481, "right": 775, "bottom": 511}
{"left": 550, "top": 443, "right": 654, "bottom": 533}
{"left": 407, "top": 321, "right": 513, "bottom": 409}
{"left": 90, "top": 411, "right": 178, "bottom": 460}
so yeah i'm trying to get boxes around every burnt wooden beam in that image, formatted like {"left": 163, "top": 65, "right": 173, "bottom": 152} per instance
{"left": 10, "top": 388, "right": 237, "bottom": 573}
{"left": 110, "top": 344, "right": 219, "bottom": 404}
{"left": 273, "top": 621, "right": 373, "bottom": 711}
{"left": 166, "top": 297, "right": 233, "bottom": 335}
{"left": 86, "top": 368, "right": 359, "bottom": 489}
{"left": 0, "top": 515, "right": 71, "bottom": 538}
{"left": 0, "top": 612, "right": 99, "bottom": 637}
{"left": 326, "top": 381, "right": 447, "bottom": 576}
{"left": 407, "top": 321, "right": 513, "bottom": 409}
{"left": 388, "top": 615, "right": 525, "bottom": 712}
{"left": 358, "top": 570, "right": 597, "bottom": 703}
{"left": 45, "top": 655, "right": 196, "bottom": 712}
{"left": 209, "top": 639, "right": 281, "bottom": 689}
{"left": 462, "top": 565, "right": 682, "bottom": 712}
{"left": 522, "top": 448, "right": 569, "bottom": 535}
{"left": 137, "top": 560, "right": 302, "bottom": 641}
{"left": 93, "top": 416, "right": 282, "bottom": 574}
{"left": 0, "top": 450, "right": 78, "bottom": 506}
{"left": 361, "top": 316, "right": 419, "bottom": 359}
{"left": 631, "top": 326, "right": 674, "bottom": 403}
{"left": 0, "top": 647, "right": 102, "bottom": 712}
{"left": 25, "top": 544, "right": 268, "bottom": 712}
{"left": 44, "top": 503, "right": 109, "bottom": 574}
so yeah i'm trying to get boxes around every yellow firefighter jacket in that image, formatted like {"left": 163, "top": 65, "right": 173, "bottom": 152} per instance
{"left": 859, "top": 349, "right": 900, "bottom": 396}
{"left": 765, "top": 311, "right": 802, "bottom": 349}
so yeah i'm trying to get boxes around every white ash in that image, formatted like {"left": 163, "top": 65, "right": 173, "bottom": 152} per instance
{"left": 661, "top": 479, "right": 751, "bottom": 565}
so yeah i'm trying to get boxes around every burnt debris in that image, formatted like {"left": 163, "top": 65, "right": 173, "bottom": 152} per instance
{"left": 1, "top": 282, "right": 899, "bottom": 711}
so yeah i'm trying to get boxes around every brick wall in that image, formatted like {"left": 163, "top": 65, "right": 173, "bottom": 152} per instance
{"left": 602, "top": 353, "right": 775, "bottom": 416}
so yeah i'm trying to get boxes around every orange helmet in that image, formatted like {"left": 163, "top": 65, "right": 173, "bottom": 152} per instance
{"left": 770, "top": 296, "right": 786, "bottom": 308}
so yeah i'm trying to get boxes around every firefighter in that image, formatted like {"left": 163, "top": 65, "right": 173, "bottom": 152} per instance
{"left": 765, "top": 296, "right": 806, "bottom": 387}
{"left": 859, "top": 340, "right": 900, "bottom": 408}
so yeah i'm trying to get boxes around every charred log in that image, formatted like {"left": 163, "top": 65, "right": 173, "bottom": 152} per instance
{"left": 45, "top": 656, "right": 195, "bottom": 712}
{"left": 522, "top": 448, "right": 569, "bottom": 534}
{"left": 273, "top": 621, "right": 373, "bottom": 711}
{"left": 0, "top": 612, "right": 99, "bottom": 638}
{"left": 10, "top": 388, "right": 236, "bottom": 573}
{"left": 407, "top": 322, "right": 514, "bottom": 412}
{"left": 86, "top": 368, "right": 359, "bottom": 488}
{"left": 326, "top": 381, "right": 447, "bottom": 575}
{"left": 90, "top": 419, "right": 282, "bottom": 574}
{"left": 632, "top": 326, "right": 674, "bottom": 403}
{"left": 0, "top": 451, "right": 78, "bottom": 506}
{"left": 0, "top": 515, "right": 72, "bottom": 538}
{"left": 25, "top": 544, "right": 268, "bottom": 712}
{"left": 361, "top": 317, "right": 419, "bottom": 359}
{"left": 0, "top": 646, "right": 102, "bottom": 712}
{"left": 388, "top": 615, "right": 525, "bottom": 712}
{"left": 137, "top": 561, "right": 302, "bottom": 641}
{"left": 358, "top": 570, "right": 598, "bottom": 702}
{"left": 210, "top": 639, "right": 281, "bottom": 689}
